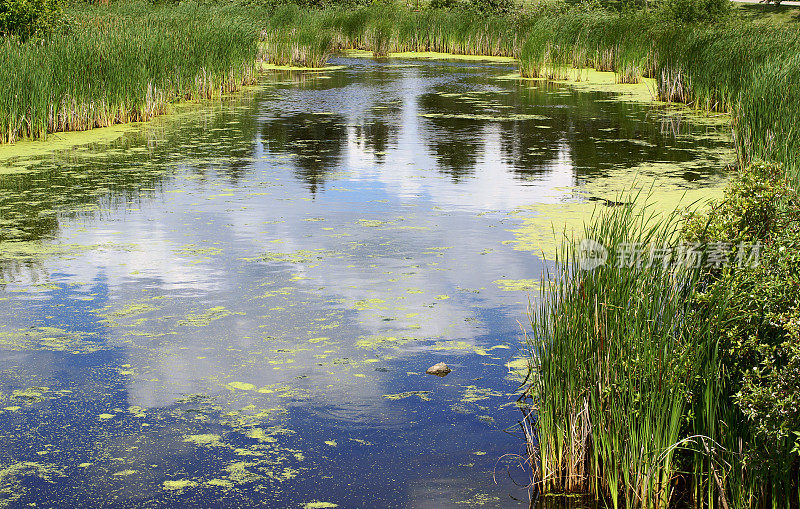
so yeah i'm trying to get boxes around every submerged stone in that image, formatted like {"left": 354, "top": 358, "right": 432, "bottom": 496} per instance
{"left": 425, "top": 362, "right": 451, "bottom": 377}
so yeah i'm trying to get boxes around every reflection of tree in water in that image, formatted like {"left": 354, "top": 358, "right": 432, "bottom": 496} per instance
{"left": 418, "top": 91, "right": 483, "bottom": 183}
{"left": 497, "top": 84, "right": 727, "bottom": 181}
{"left": 260, "top": 112, "right": 347, "bottom": 195}
{"left": 354, "top": 99, "right": 401, "bottom": 164}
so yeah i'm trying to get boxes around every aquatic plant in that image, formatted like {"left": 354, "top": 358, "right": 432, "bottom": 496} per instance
{"left": 527, "top": 200, "right": 702, "bottom": 506}
{"left": 0, "top": 2, "right": 260, "bottom": 143}
{"left": 526, "top": 178, "right": 799, "bottom": 507}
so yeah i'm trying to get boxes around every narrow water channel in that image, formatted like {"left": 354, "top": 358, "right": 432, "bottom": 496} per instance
{"left": 0, "top": 55, "right": 733, "bottom": 508}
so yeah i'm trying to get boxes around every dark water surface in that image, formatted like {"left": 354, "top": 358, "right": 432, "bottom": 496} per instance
{"left": 0, "top": 56, "right": 732, "bottom": 508}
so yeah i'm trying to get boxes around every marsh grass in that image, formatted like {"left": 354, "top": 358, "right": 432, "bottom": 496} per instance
{"left": 0, "top": 3, "right": 260, "bottom": 143}
{"left": 525, "top": 199, "right": 748, "bottom": 508}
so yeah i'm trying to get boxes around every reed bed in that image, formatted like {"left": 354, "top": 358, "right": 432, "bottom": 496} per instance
{"left": 526, "top": 200, "right": 754, "bottom": 508}
{"left": 0, "top": 3, "right": 260, "bottom": 143}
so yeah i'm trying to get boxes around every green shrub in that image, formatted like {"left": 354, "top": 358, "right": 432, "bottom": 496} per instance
{"left": 468, "top": 0, "right": 513, "bottom": 14}
{"left": 0, "top": 0, "right": 64, "bottom": 39}
{"left": 428, "top": 0, "right": 459, "bottom": 10}
{"left": 657, "top": 0, "right": 730, "bottom": 23}
{"left": 684, "top": 161, "right": 800, "bottom": 501}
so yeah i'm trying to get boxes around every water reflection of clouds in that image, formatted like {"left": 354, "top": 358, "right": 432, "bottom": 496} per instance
{"left": 34, "top": 173, "right": 537, "bottom": 417}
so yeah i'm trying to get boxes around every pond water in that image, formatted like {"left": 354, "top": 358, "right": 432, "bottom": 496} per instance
{"left": 0, "top": 55, "right": 733, "bottom": 508}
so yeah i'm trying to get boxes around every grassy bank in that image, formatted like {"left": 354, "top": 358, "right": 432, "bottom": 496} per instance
{"left": 6, "top": 1, "right": 800, "bottom": 176}
{"left": 0, "top": 3, "right": 260, "bottom": 143}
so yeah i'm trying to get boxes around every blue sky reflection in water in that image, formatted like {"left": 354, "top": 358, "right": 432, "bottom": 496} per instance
{"left": 0, "top": 56, "right": 733, "bottom": 508}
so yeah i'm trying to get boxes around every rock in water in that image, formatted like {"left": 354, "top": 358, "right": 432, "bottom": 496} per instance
{"left": 426, "top": 362, "right": 451, "bottom": 377}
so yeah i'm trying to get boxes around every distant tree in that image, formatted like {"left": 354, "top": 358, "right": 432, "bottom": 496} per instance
{"left": 0, "top": 0, "right": 63, "bottom": 39}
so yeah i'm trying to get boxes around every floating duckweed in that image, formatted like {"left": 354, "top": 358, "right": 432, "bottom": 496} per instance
{"left": 163, "top": 479, "right": 198, "bottom": 491}
{"left": 258, "top": 249, "right": 334, "bottom": 264}
{"left": 352, "top": 298, "right": 387, "bottom": 310}
{"left": 356, "top": 219, "right": 387, "bottom": 227}
{"left": 0, "top": 326, "right": 103, "bottom": 353}
{"left": 246, "top": 428, "right": 277, "bottom": 443}
{"left": 419, "top": 112, "right": 549, "bottom": 122}
{"left": 226, "top": 382, "right": 256, "bottom": 391}
{"left": 179, "top": 306, "right": 241, "bottom": 327}
{"left": 183, "top": 434, "right": 225, "bottom": 448}
{"left": 355, "top": 335, "right": 406, "bottom": 349}
{"left": 0, "top": 462, "right": 65, "bottom": 506}
{"left": 461, "top": 386, "right": 503, "bottom": 403}
{"left": 493, "top": 279, "right": 539, "bottom": 291}
{"left": 505, "top": 357, "right": 530, "bottom": 383}
{"left": 383, "top": 391, "right": 431, "bottom": 402}
{"left": 112, "top": 469, "right": 137, "bottom": 476}
{"left": 206, "top": 478, "right": 234, "bottom": 488}
{"left": 11, "top": 387, "right": 49, "bottom": 402}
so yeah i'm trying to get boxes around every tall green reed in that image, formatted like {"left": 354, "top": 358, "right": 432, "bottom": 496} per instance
{"left": 527, "top": 200, "right": 741, "bottom": 508}
{"left": 0, "top": 2, "right": 260, "bottom": 143}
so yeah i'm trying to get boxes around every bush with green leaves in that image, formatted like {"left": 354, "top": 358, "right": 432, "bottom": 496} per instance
{"left": 657, "top": 0, "right": 730, "bottom": 23}
{"left": 468, "top": 0, "right": 513, "bottom": 14}
{"left": 0, "top": 0, "right": 64, "bottom": 39}
{"left": 684, "top": 161, "right": 800, "bottom": 499}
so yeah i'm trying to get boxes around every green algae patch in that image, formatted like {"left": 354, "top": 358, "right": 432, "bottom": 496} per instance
{"left": 256, "top": 249, "right": 336, "bottom": 264}
{"left": 383, "top": 391, "right": 431, "bottom": 402}
{"left": 246, "top": 428, "right": 277, "bottom": 443}
{"left": 0, "top": 241, "right": 94, "bottom": 261}
{"left": 183, "top": 434, "right": 225, "bottom": 448}
{"left": 226, "top": 382, "right": 256, "bottom": 391}
{"left": 112, "top": 469, "right": 138, "bottom": 476}
{"left": 98, "top": 413, "right": 115, "bottom": 420}
{"left": 102, "top": 302, "right": 161, "bottom": 319}
{"left": 163, "top": 479, "right": 198, "bottom": 491}
{"left": 206, "top": 478, "right": 234, "bottom": 488}
{"left": 355, "top": 335, "right": 407, "bottom": 349}
{"left": 324, "top": 440, "right": 337, "bottom": 447}
{"left": 0, "top": 461, "right": 65, "bottom": 506}
{"left": 0, "top": 122, "right": 136, "bottom": 170}
{"left": 493, "top": 279, "right": 539, "bottom": 292}
{"left": 304, "top": 503, "right": 339, "bottom": 509}
{"left": 0, "top": 325, "right": 104, "bottom": 353}
{"left": 506, "top": 356, "right": 530, "bottom": 383}
{"left": 509, "top": 169, "right": 729, "bottom": 261}
{"left": 460, "top": 386, "right": 503, "bottom": 403}
{"left": 352, "top": 298, "right": 388, "bottom": 311}
{"left": 419, "top": 112, "right": 548, "bottom": 122}
{"left": 178, "top": 306, "right": 242, "bottom": 327}
{"left": 10, "top": 387, "right": 50, "bottom": 402}
{"left": 555, "top": 69, "right": 657, "bottom": 104}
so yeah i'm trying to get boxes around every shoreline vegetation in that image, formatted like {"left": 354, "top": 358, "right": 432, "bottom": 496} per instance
{"left": 0, "top": 1, "right": 796, "bottom": 176}
{"left": 3, "top": 0, "right": 799, "bottom": 507}
{"left": 526, "top": 162, "right": 800, "bottom": 508}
